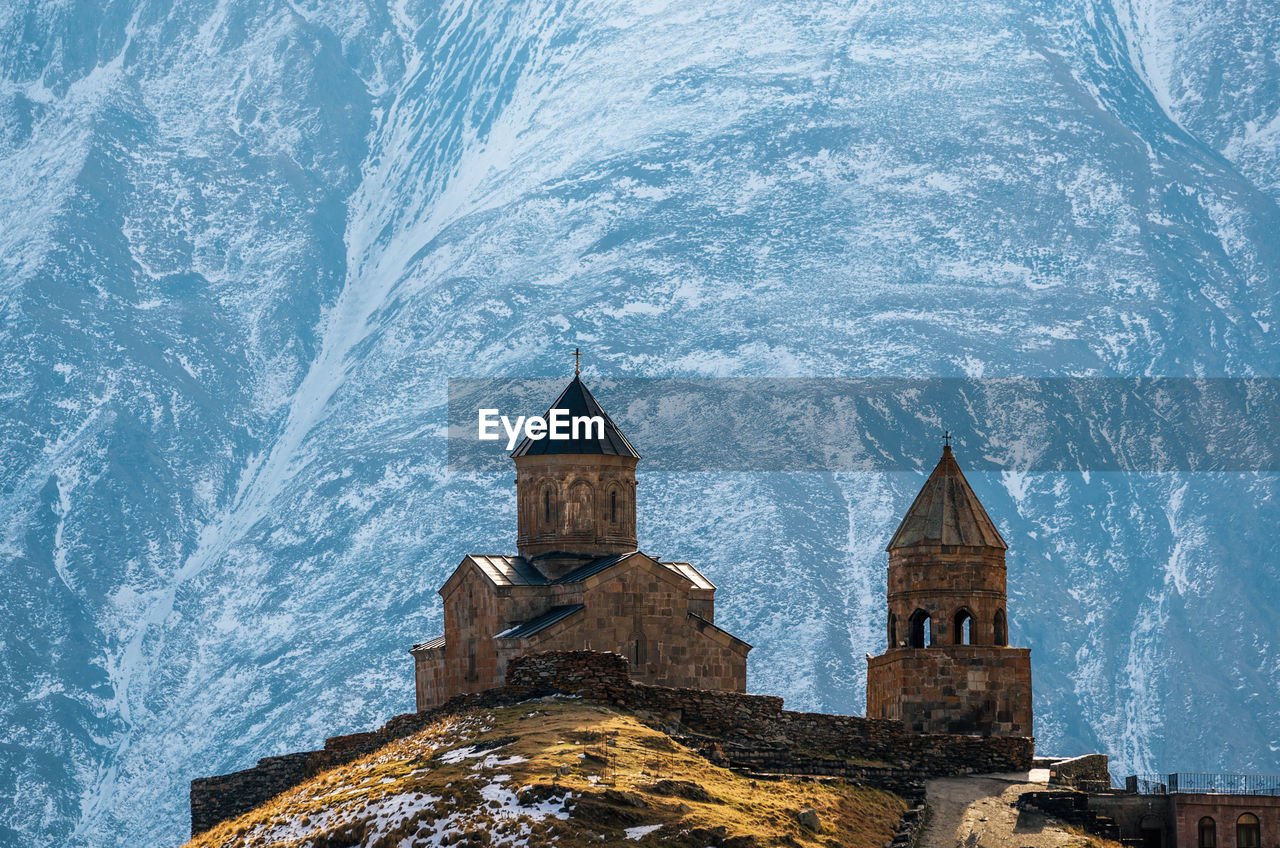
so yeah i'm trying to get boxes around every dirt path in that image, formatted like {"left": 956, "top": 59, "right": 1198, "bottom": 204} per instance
{"left": 920, "top": 771, "right": 1093, "bottom": 848}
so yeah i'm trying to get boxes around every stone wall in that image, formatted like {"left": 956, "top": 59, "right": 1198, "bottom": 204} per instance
{"left": 410, "top": 641, "right": 446, "bottom": 710}
{"left": 867, "top": 646, "right": 1033, "bottom": 736}
{"left": 1048, "top": 753, "right": 1112, "bottom": 791}
{"left": 190, "top": 753, "right": 313, "bottom": 837}
{"left": 503, "top": 651, "right": 1033, "bottom": 776}
{"left": 501, "top": 565, "right": 748, "bottom": 695}
{"left": 189, "top": 687, "right": 514, "bottom": 836}
{"left": 191, "top": 650, "right": 1033, "bottom": 836}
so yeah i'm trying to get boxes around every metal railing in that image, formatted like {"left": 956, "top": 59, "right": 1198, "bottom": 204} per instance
{"left": 1129, "top": 773, "right": 1280, "bottom": 797}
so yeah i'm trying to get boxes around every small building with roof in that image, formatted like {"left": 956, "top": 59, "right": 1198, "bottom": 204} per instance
{"left": 410, "top": 374, "right": 750, "bottom": 710}
{"left": 866, "top": 442, "right": 1033, "bottom": 737}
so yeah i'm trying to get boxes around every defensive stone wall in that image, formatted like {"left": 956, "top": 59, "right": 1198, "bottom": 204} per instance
{"left": 504, "top": 651, "right": 1033, "bottom": 775}
{"left": 191, "top": 650, "right": 1033, "bottom": 836}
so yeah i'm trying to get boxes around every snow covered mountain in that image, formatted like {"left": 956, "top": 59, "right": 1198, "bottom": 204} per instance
{"left": 2, "top": 0, "right": 1278, "bottom": 845}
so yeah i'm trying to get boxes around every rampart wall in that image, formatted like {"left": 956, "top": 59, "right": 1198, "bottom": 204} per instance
{"left": 192, "top": 650, "right": 1033, "bottom": 836}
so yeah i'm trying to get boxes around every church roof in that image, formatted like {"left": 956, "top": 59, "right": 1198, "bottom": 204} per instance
{"left": 467, "top": 555, "right": 548, "bottom": 586}
{"left": 550, "top": 551, "right": 639, "bottom": 584}
{"left": 886, "top": 445, "right": 1007, "bottom": 551}
{"left": 411, "top": 635, "right": 445, "bottom": 652}
{"left": 510, "top": 376, "right": 640, "bottom": 458}
{"left": 662, "top": 561, "right": 715, "bottom": 591}
{"left": 495, "top": 604, "right": 585, "bottom": 639}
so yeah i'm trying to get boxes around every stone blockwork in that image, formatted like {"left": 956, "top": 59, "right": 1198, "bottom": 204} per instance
{"left": 866, "top": 646, "right": 1033, "bottom": 736}
{"left": 515, "top": 452, "right": 638, "bottom": 565}
{"left": 502, "top": 652, "right": 1032, "bottom": 778}
{"left": 419, "top": 551, "right": 748, "bottom": 709}
{"left": 192, "top": 650, "right": 1034, "bottom": 837}
{"left": 1047, "top": 753, "right": 1112, "bottom": 792}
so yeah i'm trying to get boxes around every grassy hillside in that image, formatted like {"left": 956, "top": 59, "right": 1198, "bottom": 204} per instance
{"left": 183, "top": 699, "right": 906, "bottom": 847}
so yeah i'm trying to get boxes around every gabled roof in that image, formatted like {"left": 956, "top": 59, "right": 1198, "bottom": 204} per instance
{"left": 662, "top": 561, "right": 715, "bottom": 591}
{"left": 495, "top": 604, "right": 585, "bottom": 639}
{"left": 467, "top": 555, "right": 548, "bottom": 586}
{"left": 887, "top": 445, "right": 1007, "bottom": 551}
{"left": 510, "top": 376, "right": 640, "bottom": 458}
{"left": 412, "top": 635, "right": 445, "bottom": 652}
{"left": 550, "top": 551, "right": 639, "bottom": 584}
{"left": 688, "top": 612, "right": 752, "bottom": 652}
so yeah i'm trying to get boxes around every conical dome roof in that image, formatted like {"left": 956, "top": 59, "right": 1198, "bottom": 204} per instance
{"left": 510, "top": 376, "right": 640, "bottom": 458}
{"left": 886, "top": 445, "right": 1007, "bottom": 551}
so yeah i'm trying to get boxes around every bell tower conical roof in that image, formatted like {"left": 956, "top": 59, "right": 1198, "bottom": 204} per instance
{"left": 510, "top": 375, "right": 640, "bottom": 458}
{"left": 886, "top": 444, "right": 1007, "bottom": 551}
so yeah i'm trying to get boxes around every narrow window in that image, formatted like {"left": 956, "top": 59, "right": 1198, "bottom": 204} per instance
{"left": 954, "top": 609, "right": 974, "bottom": 645}
{"left": 909, "top": 609, "right": 931, "bottom": 649}
{"left": 611, "top": 490, "right": 618, "bottom": 523}
{"left": 1237, "top": 814, "right": 1260, "bottom": 848}
{"left": 888, "top": 613, "right": 898, "bottom": 648}
{"left": 1198, "top": 818, "right": 1215, "bottom": 848}
{"left": 994, "top": 609, "right": 1008, "bottom": 646}
{"left": 543, "top": 487, "right": 552, "bottom": 523}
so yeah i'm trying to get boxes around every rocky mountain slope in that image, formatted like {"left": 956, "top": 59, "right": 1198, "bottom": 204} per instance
{"left": 2, "top": 0, "right": 1279, "bottom": 845}
{"left": 182, "top": 699, "right": 905, "bottom": 848}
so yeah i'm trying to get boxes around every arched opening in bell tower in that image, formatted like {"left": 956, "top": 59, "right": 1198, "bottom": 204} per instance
{"left": 994, "top": 609, "right": 1007, "bottom": 646}
{"left": 954, "top": 608, "right": 974, "bottom": 645}
{"left": 908, "top": 609, "right": 931, "bottom": 648}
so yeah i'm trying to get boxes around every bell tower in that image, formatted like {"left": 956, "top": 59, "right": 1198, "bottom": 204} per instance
{"left": 511, "top": 372, "right": 639, "bottom": 580}
{"left": 866, "top": 442, "right": 1033, "bottom": 737}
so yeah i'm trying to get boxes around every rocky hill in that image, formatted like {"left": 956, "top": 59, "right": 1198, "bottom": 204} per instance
{"left": 182, "top": 699, "right": 906, "bottom": 848}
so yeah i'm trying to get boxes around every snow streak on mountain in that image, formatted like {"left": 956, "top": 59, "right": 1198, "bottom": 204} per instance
{"left": 2, "top": 0, "right": 1279, "bottom": 844}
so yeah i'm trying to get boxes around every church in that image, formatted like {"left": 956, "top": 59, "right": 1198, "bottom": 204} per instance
{"left": 412, "top": 370, "right": 1031, "bottom": 740}
{"left": 410, "top": 373, "right": 751, "bottom": 710}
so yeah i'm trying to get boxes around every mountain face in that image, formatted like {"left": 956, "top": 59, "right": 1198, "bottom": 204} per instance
{"left": 2, "top": 0, "right": 1278, "bottom": 845}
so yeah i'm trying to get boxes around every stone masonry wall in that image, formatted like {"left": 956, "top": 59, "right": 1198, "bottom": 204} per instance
{"left": 411, "top": 643, "right": 445, "bottom": 710}
{"left": 503, "top": 651, "right": 1033, "bottom": 776}
{"left": 191, "top": 650, "right": 1033, "bottom": 836}
{"left": 867, "top": 646, "right": 1033, "bottom": 736}
{"left": 1047, "top": 754, "right": 1112, "bottom": 791}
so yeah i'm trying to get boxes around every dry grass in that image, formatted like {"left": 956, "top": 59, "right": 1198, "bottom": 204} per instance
{"left": 184, "top": 699, "right": 906, "bottom": 848}
{"left": 1064, "top": 825, "right": 1127, "bottom": 848}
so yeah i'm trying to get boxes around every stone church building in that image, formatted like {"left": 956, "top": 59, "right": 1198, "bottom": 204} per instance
{"left": 866, "top": 442, "right": 1033, "bottom": 737}
{"left": 410, "top": 375, "right": 751, "bottom": 710}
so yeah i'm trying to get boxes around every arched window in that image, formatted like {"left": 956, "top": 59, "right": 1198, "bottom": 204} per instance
{"left": 888, "top": 612, "right": 898, "bottom": 648}
{"left": 954, "top": 609, "right": 974, "bottom": 645}
{"left": 568, "top": 480, "right": 594, "bottom": 531}
{"left": 1198, "top": 817, "right": 1215, "bottom": 848}
{"left": 543, "top": 486, "right": 554, "bottom": 524}
{"left": 994, "top": 609, "right": 1007, "bottom": 646}
{"left": 1237, "top": 814, "right": 1260, "bottom": 848}
{"left": 909, "top": 609, "right": 931, "bottom": 649}
{"left": 611, "top": 489, "right": 618, "bottom": 523}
